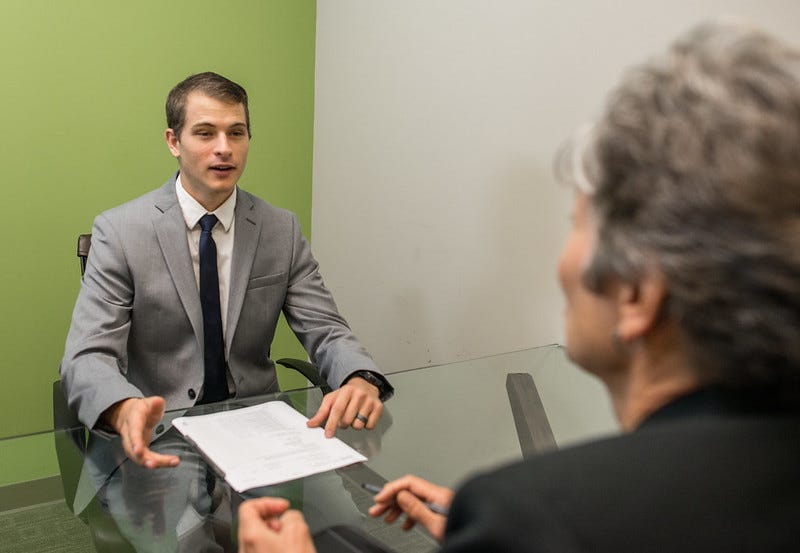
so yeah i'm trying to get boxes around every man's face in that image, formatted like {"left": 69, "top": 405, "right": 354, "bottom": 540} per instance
{"left": 166, "top": 92, "right": 249, "bottom": 211}
{"left": 557, "top": 193, "right": 620, "bottom": 377}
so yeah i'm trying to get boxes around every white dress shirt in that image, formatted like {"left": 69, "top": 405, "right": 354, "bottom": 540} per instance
{"left": 175, "top": 176, "right": 236, "bottom": 339}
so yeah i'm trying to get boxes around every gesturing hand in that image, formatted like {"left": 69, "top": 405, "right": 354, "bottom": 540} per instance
{"left": 103, "top": 396, "right": 180, "bottom": 469}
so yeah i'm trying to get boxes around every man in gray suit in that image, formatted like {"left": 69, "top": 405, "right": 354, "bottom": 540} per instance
{"left": 60, "top": 72, "right": 393, "bottom": 470}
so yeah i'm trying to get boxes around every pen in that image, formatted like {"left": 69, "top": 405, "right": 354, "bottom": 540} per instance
{"left": 361, "top": 482, "right": 450, "bottom": 516}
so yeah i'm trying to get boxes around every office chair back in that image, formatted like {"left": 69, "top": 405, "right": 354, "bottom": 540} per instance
{"left": 77, "top": 234, "right": 91, "bottom": 276}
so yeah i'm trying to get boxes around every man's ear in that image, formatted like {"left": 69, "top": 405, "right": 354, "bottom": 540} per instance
{"left": 615, "top": 271, "right": 668, "bottom": 344}
{"left": 165, "top": 128, "right": 180, "bottom": 158}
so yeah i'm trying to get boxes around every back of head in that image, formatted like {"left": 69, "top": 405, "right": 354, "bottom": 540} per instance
{"left": 559, "top": 20, "right": 800, "bottom": 399}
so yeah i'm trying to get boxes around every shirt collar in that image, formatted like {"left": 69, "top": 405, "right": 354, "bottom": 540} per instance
{"left": 175, "top": 174, "right": 237, "bottom": 231}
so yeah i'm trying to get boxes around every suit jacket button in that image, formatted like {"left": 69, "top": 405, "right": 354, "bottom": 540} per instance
{"left": 155, "top": 424, "right": 164, "bottom": 434}
{"left": 188, "top": 389, "right": 196, "bottom": 399}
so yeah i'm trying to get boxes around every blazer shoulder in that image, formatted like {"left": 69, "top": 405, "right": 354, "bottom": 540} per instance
{"left": 237, "top": 188, "right": 295, "bottom": 218}
{"left": 97, "top": 180, "right": 177, "bottom": 224}
{"left": 451, "top": 431, "right": 651, "bottom": 520}
{"left": 236, "top": 188, "right": 303, "bottom": 238}
{"left": 445, "top": 434, "right": 674, "bottom": 553}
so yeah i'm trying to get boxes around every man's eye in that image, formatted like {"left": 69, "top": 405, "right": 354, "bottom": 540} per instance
{"left": 196, "top": 131, "right": 212, "bottom": 138}
{"left": 230, "top": 130, "right": 246, "bottom": 137}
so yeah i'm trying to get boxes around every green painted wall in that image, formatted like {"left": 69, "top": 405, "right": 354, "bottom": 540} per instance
{"left": 0, "top": 0, "right": 316, "bottom": 452}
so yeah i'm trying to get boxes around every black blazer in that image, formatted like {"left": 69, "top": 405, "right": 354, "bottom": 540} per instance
{"left": 442, "top": 389, "right": 800, "bottom": 552}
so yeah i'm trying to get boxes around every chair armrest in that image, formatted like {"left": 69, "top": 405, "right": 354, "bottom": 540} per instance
{"left": 275, "top": 358, "right": 332, "bottom": 394}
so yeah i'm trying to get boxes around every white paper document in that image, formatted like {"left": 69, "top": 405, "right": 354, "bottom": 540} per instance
{"left": 172, "top": 401, "right": 367, "bottom": 492}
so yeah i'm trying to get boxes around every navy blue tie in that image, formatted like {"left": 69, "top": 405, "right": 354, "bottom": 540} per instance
{"left": 198, "top": 214, "right": 227, "bottom": 404}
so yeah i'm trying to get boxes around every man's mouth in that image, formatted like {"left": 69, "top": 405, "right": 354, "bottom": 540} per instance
{"left": 210, "top": 165, "right": 235, "bottom": 174}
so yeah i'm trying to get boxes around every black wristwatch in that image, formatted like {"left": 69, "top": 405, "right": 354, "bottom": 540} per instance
{"left": 345, "top": 370, "right": 394, "bottom": 402}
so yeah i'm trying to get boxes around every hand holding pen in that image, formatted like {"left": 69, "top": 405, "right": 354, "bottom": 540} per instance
{"left": 366, "top": 475, "right": 454, "bottom": 542}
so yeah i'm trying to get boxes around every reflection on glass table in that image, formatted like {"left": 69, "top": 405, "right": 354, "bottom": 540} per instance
{"left": 47, "top": 344, "right": 616, "bottom": 552}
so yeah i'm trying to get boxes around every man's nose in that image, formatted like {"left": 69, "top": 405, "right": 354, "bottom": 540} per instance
{"left": 214, "top": 134, "right": 232, "bottom": 156}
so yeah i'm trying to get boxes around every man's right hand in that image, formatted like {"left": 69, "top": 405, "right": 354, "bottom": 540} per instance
{"left": 102, "top": 396, "right": 180, "bottom": 469}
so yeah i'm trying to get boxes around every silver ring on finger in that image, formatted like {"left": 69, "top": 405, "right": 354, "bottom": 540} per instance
{"left": 355, "top": 413, "right": 368, "bottom": 425}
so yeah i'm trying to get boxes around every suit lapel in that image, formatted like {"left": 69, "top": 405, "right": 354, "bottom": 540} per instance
{"left": 152, "top": 179, "right": 204, "bottom": 347}
{"left": 226, "top": 190, "right": 260, "bottom": 356}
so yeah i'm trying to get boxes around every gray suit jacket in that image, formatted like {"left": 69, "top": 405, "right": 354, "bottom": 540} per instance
{"left": 60, "top": 176, "right": 379, "bottom": 431}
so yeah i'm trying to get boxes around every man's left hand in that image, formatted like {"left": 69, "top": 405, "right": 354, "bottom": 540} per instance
{"left": 306, "top": 377, "right": 384, "bottom": 438}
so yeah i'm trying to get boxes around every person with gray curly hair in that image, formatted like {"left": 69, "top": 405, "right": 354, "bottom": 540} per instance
{"left": 562, "top": 21, "right": 800, "bottom": 417}
{"left": 237, "top": 20, "right": 800, "bottom": 553}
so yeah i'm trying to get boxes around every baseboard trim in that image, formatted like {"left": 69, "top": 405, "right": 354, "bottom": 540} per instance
{"left": 0, "top": 476, "right": 64, "bottom": 512}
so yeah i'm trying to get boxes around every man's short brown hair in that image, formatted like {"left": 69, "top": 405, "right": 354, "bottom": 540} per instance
{"left": 166, "top": 72, "right": 250, "bottom": 139}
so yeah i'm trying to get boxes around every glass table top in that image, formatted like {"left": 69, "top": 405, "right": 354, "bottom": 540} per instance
{"left": 2, "top": 344, "right": 618, "bottom": 552}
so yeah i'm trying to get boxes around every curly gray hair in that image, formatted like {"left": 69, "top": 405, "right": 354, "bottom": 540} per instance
{"left": 557, "top": 20, "right": 800, "bottom": 396}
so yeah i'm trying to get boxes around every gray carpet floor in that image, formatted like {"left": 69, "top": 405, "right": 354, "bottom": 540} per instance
{"left": 0, "top": 500, "right": 95, "bottom": 553}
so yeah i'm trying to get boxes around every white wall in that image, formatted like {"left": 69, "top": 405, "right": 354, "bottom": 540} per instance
{"left": 312, "top": 1, "right": 800, "bottom": 436}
